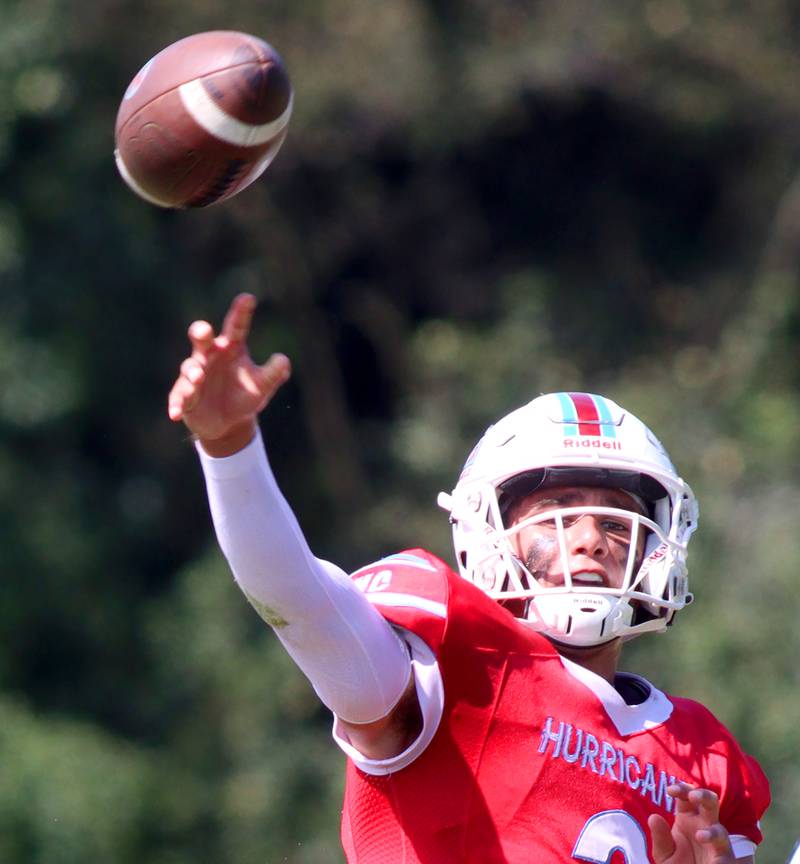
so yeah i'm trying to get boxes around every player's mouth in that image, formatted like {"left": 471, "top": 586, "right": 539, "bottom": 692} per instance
{"left": 569, "top": 571, "right": 607, "bottom": 587}
{"left": 536, "top": 570, "right": 609, "bottom": 589}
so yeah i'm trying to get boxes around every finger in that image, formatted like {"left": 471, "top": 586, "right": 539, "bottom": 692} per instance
{"left": 251, "top": 352, "right": 292, "bottom": 396}
{"left": 167, "top": 395, "right": 185, "bottom": 422}
{"left": 648, "top": 813, "right": 675, "bottom": 863}
{"left": 666, "top": 782, "right": 697, "bottom": 814}
{"left": 188, "top": 320, "right": 215, "bottom": 360}
{"left": 695, "top": 823, "right": 734, "bottom": 857}
{"left": 688, "top": 787, "right": 721, "bottom": 825}
{"left": 167, "top": 377, "right": 196, "bottom": 421}
{"left": 180, "top": 357, "right": 206, "bottom": 386}
{"left": 220, "top": 293, "right": 257, "bottom": 346}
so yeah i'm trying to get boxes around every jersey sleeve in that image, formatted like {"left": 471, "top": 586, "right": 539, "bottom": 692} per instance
{"left": 348, "top": 547, "right": 553, "bottom": 658}
{"left": 672, "top": 696, "right": 771, "bottom": 856}
{"left": 336, "top": 548, "right": 557, "bottom": 776}
{"left": 332, "top": 550, "right": 452, "bottom": 775}
{"left": 349, "top": 549, "right": 451, "bottom": 653}
{"left": 718, "top": 748, "right": 771, "bottom": 855}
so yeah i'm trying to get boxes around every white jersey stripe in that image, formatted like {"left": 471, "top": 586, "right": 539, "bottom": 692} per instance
{"left": 179, "top": 80, "right": 293, "bottom": 147}
{"left": 366, "top": 592, "right": 447, "bottom": 619}
{"left": 380, "top": 553, "right": 439, "bottom": 572}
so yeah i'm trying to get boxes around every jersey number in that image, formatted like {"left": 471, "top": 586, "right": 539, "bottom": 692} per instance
{"left": 573, "top": 810, "right": 648, "bottom": 863}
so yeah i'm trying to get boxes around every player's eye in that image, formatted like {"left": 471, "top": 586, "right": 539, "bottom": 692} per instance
{"left": 527, "top": 510, "right": 575, "bottom": 530}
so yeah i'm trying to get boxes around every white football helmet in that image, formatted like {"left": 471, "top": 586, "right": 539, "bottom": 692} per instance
{"left": 437, "top": 392, "right": 698, "bottom": 647}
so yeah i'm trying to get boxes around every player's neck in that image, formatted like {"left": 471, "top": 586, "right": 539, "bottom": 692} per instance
{"left": 553, "top": 638, "right": 622, "bottom": 685}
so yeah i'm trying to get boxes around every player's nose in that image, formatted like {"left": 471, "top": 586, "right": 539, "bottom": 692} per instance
{"left": 566, "top": 514, "right": 609, "bottom": 559}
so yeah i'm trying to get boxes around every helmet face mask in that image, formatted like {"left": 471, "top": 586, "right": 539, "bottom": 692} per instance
{"left": 438, "top": 393, "right": 699, "bottom": 647}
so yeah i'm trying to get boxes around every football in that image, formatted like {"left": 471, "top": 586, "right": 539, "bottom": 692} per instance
{"left": 114, "top": 31, "right": 293, "bottom": 208}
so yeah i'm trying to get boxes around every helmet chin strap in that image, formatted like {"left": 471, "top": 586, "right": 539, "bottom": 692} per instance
{"left": 525, "top": 592, "right": 634, "bottom": 647}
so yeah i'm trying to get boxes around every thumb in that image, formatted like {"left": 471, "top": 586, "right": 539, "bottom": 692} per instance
{"left": 252, "top": 352, "right": 292, "bottom": 397}
{"left": 648, "top": 813, "right": 676, "bottom": 863}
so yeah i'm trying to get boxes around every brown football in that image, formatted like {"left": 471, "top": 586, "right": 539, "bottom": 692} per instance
{"left": 114, "top": 31, "right": 292, "bottom": 208}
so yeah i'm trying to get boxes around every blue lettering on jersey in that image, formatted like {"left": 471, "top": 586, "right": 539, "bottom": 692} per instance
{"left": 537, "top": 716, "right": 680, "bottom": 813}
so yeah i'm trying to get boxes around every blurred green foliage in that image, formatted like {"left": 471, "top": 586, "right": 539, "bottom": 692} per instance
{"left": 0, "top": 0, "right": 798, "bottom": 860}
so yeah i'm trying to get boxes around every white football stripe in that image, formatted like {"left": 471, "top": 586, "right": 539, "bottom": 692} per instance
{"left": 365, "top": 593, "right": 447, "bottom": 618}
{"left": 179, "top": 79, "right": 293, "bottom": 147}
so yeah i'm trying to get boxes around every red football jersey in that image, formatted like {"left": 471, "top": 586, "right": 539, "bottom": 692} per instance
{"left": 337, "top": 549, "right": 770, "bottom": 863}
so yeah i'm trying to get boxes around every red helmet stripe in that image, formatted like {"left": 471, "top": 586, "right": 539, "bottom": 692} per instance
{"left": 567, "top": 392, "right": 602, "bottom": 436}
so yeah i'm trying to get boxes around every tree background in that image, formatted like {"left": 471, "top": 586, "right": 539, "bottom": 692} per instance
{"left": 1, "top": 0, "right": 798, "bottom": 861}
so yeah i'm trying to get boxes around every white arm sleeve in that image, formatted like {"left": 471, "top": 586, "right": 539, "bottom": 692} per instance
{"left": 196, "top": 428, "right": 412, "bottom": 724}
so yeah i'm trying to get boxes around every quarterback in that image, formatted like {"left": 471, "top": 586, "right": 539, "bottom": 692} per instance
{"left": 168, "top": 293, "right": 770, "bottom": 863}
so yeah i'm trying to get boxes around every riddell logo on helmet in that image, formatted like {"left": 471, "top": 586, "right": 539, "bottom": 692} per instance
{"left": 563, "top": 437, "right": 622, "bottom": 450}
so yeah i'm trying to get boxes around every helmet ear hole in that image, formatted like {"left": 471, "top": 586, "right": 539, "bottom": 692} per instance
{"left": 631, "top": 602, "right": 659, "bottom": 627}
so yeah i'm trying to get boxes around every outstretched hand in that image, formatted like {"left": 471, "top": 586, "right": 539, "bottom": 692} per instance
{"left": 167, "top": 293, "right": 291, "bottom": 456}
{"left": 649, "top": 783, "right": 746, "bottom": 864}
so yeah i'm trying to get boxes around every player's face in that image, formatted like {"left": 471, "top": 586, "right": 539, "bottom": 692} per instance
{"left": 508, "top": 486, "right": 646, "bottom": 590}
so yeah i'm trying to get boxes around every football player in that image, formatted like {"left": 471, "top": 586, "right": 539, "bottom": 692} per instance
{"left": 169, "top": 293, "right": 770, "bottom": 863}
